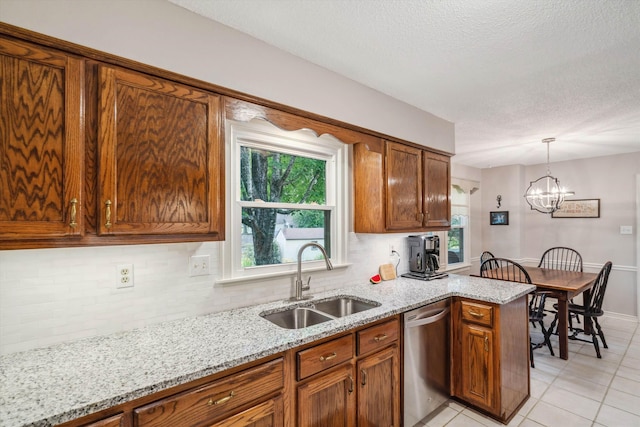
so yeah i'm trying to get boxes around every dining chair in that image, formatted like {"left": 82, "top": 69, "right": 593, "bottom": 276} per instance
{"left": 549, "top": 261, "right": 613, "bottom": 358}
{"left": 539, "top": 247, "right": 583, "bottom": 327}
{"left": 480, "top": 258, "right": 554, "bottom": 367}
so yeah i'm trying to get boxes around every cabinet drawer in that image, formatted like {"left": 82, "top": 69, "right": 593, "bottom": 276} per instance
{"left": 134, "top": 358, "right": 283, "bottom": 427}
{"left": 461, "top": 301, "right": 493, "bottom": 327}
{"left": 297, "top": 335, "right": 353, "bottom": 380}
{"left": 357, "top": 318, "right": 399, "bottom": 355}
{"left": 81, "top": 414, "right": 124, "bottom": 427}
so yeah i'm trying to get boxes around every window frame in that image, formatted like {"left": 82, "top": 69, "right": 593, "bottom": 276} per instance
{"left": 444, "top": 180, "right": 472, "bottom": 270}
{"left": 218, "top": 119, "right": 348, "bottom": 283}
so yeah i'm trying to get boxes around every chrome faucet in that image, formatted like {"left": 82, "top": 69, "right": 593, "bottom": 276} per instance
{"left": 290, "top": 242, "right": 334, "bottom": 301}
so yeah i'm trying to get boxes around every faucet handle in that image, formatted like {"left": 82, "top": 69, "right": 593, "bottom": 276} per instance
{"left": 301, "top": 276, "right": 311, "bottom": 291}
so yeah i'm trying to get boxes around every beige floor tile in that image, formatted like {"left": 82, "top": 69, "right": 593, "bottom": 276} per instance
{"left": 568, "top": 352, "right": 620, "bottom": 374}
{"left": 424, "top": 406, "right": 459, "bottom": 427}
{"left": 445, "top": 412, "right": 489, "bottom": 427}
{"left": 530, "top": 377, "right": 551, "bottom": 399}
{"left": 461, "top": 408, "right": 504, "bottom": 426}
{"left": 518, "top": 419, "right": 545, "bottom": 427}
{"left": 527, "top": 400, "right": 592, "bottom": 426}
{"left": 445, "top": 400, "right": 467, "bottom": 412}
{"left": 604, "top": 388, "right": 640, "bottom": 417}
{"left": 552, "top": 376, "right": 608, "bottom": 402}
{"left": 560, "top": 363, "right": 614, "bottom": 387}
{"left": 615, "top": 364, "right": 640, "bottom": 382}
{"left": 610, "top": 376, "right": 640, "bottom": 397}
{"left": 595, "top": 404, "right": 640, "bottom": 427}
{"left": 540, "top": 386, "right": 600, "bottom": 420}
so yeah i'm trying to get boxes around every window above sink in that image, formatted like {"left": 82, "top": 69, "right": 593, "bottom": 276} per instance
{"left": 219, "top": 119, "right": 349, "bottom": 284}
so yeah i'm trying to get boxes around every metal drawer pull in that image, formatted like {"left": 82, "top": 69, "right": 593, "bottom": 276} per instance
{"left": 208, "top": 391, "right": 235, "bottom": 406}
{"left": 373, "top": 333, "right": 388, "bottom": 342}
{"left": 69, "top": 198, "right": 78, "bottom": 228}
{"left": 348, "top": 375, "right": 354, "bottom": 394}
{"left": 104, "top": 200, "right": 112, "bottom": 229}
{"left": 484, "top": 336, "right": 489, "bottom": 352}
{"left": 468, "top": 310, "right": 484, "bottom": 318}
{"left": 319, "top": 352, "right": 337, "bottom": 362}
{"left": 361, "top": 369, "right": 367, "bottom": 386}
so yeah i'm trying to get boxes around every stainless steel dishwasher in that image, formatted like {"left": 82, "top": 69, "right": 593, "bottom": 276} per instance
{"left": 403, "top": 298, "right": 450, "bottom": 427}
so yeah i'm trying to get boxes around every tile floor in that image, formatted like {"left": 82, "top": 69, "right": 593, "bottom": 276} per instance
{"left": 421, "top": 315, "right": 640, "bottom": 427}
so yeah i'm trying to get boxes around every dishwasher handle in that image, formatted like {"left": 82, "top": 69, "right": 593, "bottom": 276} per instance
{"left": 405, "top": 307, "right": 450, "bottom": 328}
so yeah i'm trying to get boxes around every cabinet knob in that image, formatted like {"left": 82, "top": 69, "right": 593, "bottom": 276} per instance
{"left": 69, "top": 198, "right": 78, "bottom": 228}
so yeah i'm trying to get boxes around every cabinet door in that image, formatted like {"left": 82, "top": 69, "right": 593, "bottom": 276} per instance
{"left": 0, "top": 37, "right": 84, "bottom": 240}
{"left": 210, "top": 395, "right": 284, "bottom": 427}
{"left": 423, "top": 152, "right": 450, "bottom": 228}
{"left": 297, "top": 364, "right": 355, "bottom": 427}
{"left": 459, "top": 323, "right": 495, "bottom": 411}
{"left": 97, "top": 65, "right": 223, "bottom": 237}
{"left": 356, "top": 345, "right": 400, "bottom": 427}
{"left": 385, "top": 141, "right": 423, "bottom": 230}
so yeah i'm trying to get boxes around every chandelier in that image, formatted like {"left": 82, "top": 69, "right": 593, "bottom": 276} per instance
{"left": 524, "top": 138, "right": 574, "bottom": 214}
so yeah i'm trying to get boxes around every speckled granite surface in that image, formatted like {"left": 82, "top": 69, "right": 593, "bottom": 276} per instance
{"left": 0, "top": 274, "right": 534, "bottom": 427}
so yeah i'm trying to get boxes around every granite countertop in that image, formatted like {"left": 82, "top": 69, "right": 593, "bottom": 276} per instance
{"left": 0, "top": 274, "right": 534, "bottom": 427}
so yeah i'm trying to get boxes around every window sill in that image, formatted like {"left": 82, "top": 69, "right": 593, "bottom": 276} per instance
{"left": 443, "top": 262, "right": 472, "bottom": 274}
{"left": 215, "top": 262, "right": 352, "bottom": 286}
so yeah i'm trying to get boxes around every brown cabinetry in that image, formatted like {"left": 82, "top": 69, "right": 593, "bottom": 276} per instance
{"left": 452, "top": 297, "right": 529, "bottom": 423}
{"left": 353, "top": 139, "right": 451, "bottom": 233}
{"left": 0, "top": 36, "right": 84, "bottom": 242}
{"left": 295, "top": 318, "right": 400, "bottom": 427}
{"left": 134, "top": 358, "right": 283, "bottom": 427}
{"left": 97, "top": 65, "right": 223, "bottom": 238}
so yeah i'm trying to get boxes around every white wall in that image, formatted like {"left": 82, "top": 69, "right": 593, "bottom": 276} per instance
{"left": 0, "top": 0, "right": 454, "bottom": 354}
{"left": 478, "top": 152, "right": 639, "bottom": 318}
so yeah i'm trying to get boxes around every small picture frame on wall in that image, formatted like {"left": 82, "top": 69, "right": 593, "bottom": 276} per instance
{"left": 551, "top": 199, "right": 600, "bottom": 218}
{"left": 490, "top": 211, "right": 509, "bottom": 225}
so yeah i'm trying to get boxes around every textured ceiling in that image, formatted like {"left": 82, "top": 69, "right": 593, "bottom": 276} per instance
{"left": 169, "top": 0, "right": 640, "bottom": 168}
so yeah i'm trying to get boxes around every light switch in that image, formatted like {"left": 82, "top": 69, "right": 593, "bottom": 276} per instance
{"left": 620, "top": 225, "right": 633, "bottom": 235}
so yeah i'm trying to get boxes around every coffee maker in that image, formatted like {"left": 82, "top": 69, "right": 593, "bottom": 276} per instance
{"left": 401, "top": 234, "right": 448, "bottom": 281}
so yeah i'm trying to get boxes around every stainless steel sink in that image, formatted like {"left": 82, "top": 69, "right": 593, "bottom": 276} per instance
{"left": 260, "top": 296, "right": 380, "bottom": 329}
{"left": 260, "top": 307, "right": 333, "bottom": 329}
{"left": 312, "top": 297, "right": 380, "bottom": 318}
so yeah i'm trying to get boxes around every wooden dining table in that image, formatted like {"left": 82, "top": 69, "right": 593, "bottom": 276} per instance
{"left": 523, "top": 267, "right": 598, "bottom": 360}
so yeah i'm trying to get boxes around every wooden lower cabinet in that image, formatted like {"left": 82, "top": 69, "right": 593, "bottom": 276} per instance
{"left": 297, "top": 363, "right": 356, "bottom": 427}
{"left": 451, "top": 296, "right": 530, "bottom": 423}
{"left": 356, "top": 345, "right": 400, "bottom": 427}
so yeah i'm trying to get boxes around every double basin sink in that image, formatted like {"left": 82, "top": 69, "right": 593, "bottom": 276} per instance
{"left": 261, "top": 296, "right": 380, "bottom": 329}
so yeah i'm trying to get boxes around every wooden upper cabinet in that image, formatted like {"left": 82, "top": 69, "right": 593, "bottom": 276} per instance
{"left": 423, "top": 151, "right": 451, "bottom": 228}
{"left": 97, "top": 65, "right": 223, "bottom": 237}
{"left": 353, "top": 139, "right": 451, "bottom": 233}
{"left": 385, "top": 141, "right": 423, "bottom": 230}
{"left": 0, "top": 37, "right": 84, "bottom": 241}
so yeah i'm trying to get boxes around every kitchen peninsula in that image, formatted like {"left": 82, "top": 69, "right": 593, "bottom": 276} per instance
{"left": 0, "top": 274, "right": 534, "bottom": 427}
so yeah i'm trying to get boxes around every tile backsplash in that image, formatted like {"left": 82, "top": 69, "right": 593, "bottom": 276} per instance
{"left": 0, "top": 233, "right": 409, "bottom": 355}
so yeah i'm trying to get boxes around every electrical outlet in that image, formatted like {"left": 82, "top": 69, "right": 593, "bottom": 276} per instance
{"left": 189, "top": 255, "right": 211, "bottom": 277}
{"left": 116, "top": 263, "right": 134, "bottom": 288}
